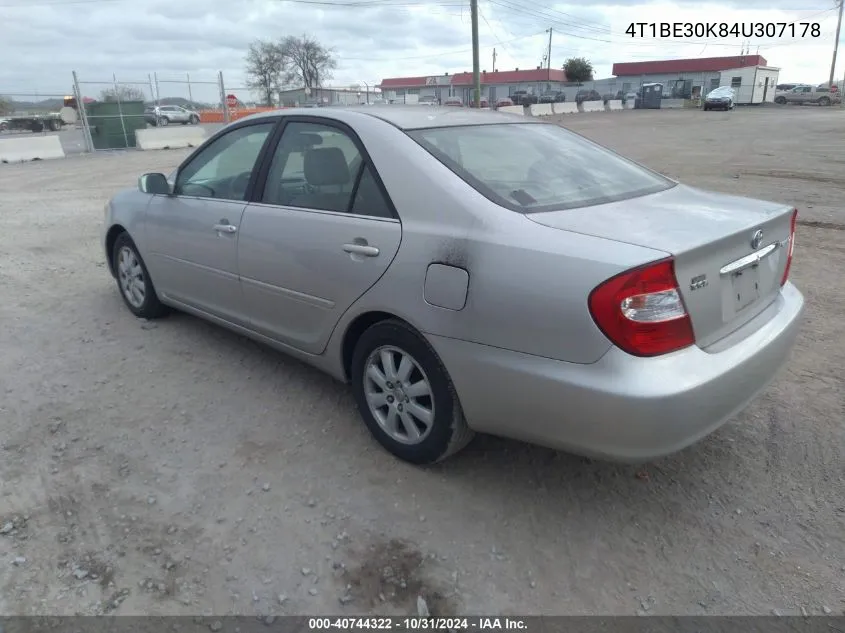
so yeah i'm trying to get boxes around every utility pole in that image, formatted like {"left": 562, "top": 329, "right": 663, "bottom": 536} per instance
{"left": 470, "top": 0, "right": 481, "bottom": 107}
{"left": 546, "top": 28, "right": 553, "bottom": 71}
{"left": 492, "top": 48, "right": 497, "bottom": 73}
{"left": 829, "top": 0, "right": 844, "bottom": 88}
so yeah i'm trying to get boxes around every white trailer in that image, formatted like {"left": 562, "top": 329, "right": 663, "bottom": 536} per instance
{"left": 718, "top": 65, "right": 780, "bottom": 104}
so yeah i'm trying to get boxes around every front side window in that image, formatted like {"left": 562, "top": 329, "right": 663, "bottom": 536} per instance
{"left": 408, "top": 123, "right": 674, "bottom": 213}
{"left": 175, "top": 122, "right": 274, "bottom": 201}
{"left": 261, "top": 121, "right": 393, "bottom": 218}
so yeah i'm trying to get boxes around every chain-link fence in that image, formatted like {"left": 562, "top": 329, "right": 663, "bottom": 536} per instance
{"left": 6, "top": 70, "right": 840, "bottom": 154}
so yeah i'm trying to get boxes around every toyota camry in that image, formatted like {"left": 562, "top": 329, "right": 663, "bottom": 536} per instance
{"left": 102, "top": 107, "right": 804, "bottom": 465}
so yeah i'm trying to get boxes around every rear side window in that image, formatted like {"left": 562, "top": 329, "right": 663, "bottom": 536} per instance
{"left": 408, "top": 123, "right": 674, "bottom": 213}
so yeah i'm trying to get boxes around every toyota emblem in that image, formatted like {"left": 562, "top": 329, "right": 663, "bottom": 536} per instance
{"left": 750, "top": 229, "right": 763, "bottom": 250}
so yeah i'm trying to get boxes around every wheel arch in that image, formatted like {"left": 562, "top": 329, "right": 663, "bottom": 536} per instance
{"left": 105, "top": 224, "right": 129, "bottom": 277}
{"left": 341, "top": 311, "right": 422, "bottom": 382}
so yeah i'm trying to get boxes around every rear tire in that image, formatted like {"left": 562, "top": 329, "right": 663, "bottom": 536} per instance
{"left": 775, "top": 96, "right": 787, "bottom": 105}
{"left": 112, "top": 232, "right": 169, "bottom": 320}
{"left": 350, "top": 319, "right": 474, "bottom": 465}
{"left": 819, "top": 97, "right": 831, "bottom": 106}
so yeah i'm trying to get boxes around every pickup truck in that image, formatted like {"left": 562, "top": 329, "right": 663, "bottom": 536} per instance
{"left": 775, "top": 85, "right": 840, "bottom": 106}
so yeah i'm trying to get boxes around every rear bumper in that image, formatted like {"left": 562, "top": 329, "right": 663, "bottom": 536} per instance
{"left": 428, "top": 283, "right": 804, "bottom": 462}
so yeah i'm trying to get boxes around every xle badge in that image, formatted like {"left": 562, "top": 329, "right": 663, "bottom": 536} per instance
{"left": 690, "top": 274, "right": 708, "bottom": 291}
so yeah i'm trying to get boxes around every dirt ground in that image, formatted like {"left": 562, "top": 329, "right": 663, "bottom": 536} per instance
{"left": 0, "top": 106, "right": 843, "bottom": 617}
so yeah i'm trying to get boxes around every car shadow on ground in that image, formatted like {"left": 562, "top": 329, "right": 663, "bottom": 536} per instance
{"left": 95, "top": 284, "right": 749, "bottom": 518}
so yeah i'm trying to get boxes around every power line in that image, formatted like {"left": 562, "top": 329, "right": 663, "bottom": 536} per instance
{"left": 343, "top": 29, "right": 544, "bottom": 60}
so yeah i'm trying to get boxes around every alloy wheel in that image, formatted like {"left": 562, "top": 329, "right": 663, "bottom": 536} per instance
{"left": 363, "top": 345, "right": 435, "bottom": 445}
{"left": 117, "top": 246, "right": 146, "bottom": 309}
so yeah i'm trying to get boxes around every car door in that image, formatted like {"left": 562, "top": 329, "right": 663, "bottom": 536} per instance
{"left": 237, "top": 118, "right": 402, "bottom": 354}
{"left": 144, "top": 120, "right": 277, "bottom": 324}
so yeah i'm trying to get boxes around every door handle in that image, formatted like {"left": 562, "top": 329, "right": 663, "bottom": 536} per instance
{"left": 213, "top": 224, "right": 237, "bottom": 234}
{"left": 343, "top": 243, "right": 379, "bottom": 257}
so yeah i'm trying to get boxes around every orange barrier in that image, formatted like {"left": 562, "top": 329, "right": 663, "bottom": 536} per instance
{"left": 198, "top": 107, "right": 282, "bottom": 124}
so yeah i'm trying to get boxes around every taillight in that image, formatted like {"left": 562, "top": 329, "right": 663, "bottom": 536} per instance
{"left": 588, "top": 258, "right": 695, "bottom": 357}
{"left": 780, "top": 208, "right": 797, "bottom": 286}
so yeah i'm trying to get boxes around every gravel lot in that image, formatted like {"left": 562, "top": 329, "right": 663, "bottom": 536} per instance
{"left": 1, "top": 106, "right": 843, "bottom": 617}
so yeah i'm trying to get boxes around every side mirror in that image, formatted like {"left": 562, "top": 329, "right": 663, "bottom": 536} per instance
{"left": 139, "top": 173, "right": 171, "bottom": 195}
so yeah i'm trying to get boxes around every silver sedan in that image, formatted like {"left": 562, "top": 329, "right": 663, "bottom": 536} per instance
{"left": 102, "top": 107, "right": 804, "bottom": 465}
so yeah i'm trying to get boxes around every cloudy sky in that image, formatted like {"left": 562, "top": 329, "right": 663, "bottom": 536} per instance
{"left": 0, "top": 0, "right": 842, "bottom": 103}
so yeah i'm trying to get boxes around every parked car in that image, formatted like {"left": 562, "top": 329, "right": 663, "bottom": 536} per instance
{"left": 538, "top": 91, "right": 566, "bottom": 103}
{"left": 443, "top": 97, "right": 464, "bottom": 107}
{"left": 418, "top": 96, "right": 438, "bottom": 106}
{"left": 146, "top": 105, "right": 200, "bottom": 126}
{"left": 104, "top": 106, "right": 804, "bottom": 466}
{"left": 468, "top": 99, "right": 489, "bottom": 108}
{"left": 495, "top": 97, "right": 514, "bottom": 108}
{"left": 703, "top": 86, "right": 735, "bottom": 111}
{"left": 775, "top": 85, "right": 839, "bottom": 106}
{"left": 509, "top": 91, "right": 537, "bottom": 106}
{"left": 575, "top": 89, "right": 602, "bottom": 103}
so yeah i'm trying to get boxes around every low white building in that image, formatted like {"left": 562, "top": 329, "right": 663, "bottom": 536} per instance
{"left": 718, "top": 65, "right": 781, "bottom": 104}
{"left": 611, "top": 55, "right": 779, "bottom": 103}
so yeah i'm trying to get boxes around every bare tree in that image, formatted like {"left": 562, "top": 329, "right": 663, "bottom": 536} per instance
{"left": 279, "top": 34, "right": 337, "bottom": 89}
{"left": 245, "top": 39, "right": 286, "bottom": 106}
{"left": 100, "top": 85, "right": 147, "bottom": 102}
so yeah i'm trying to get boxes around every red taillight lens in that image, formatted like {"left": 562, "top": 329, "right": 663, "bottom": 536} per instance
{"left": 588, "top": 258, "right": 695, "bottom": 357}
{"left": 780, "top": 208, "right": 797, "bottom": 286}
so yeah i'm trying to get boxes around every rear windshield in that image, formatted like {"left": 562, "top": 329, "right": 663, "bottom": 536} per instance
{"left": 407, "top": 123, "right": 673, "bottom": 212}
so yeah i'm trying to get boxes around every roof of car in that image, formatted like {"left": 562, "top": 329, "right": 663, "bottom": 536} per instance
{"left": 243, "top": 105, "right": 538, "bottom": 130}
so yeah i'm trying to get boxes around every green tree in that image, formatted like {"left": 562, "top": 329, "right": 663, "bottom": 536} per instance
{"left": 0, "top": 95, "right": 15, "bottom": 115}
{"left": 563, "top": 57, "right": 594, "bottom": 83}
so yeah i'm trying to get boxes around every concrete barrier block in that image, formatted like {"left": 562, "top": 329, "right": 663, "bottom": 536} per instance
{"left": 553, "top": 102, "right": 578, "bottom": 115}
{"left": 607, "top": 100, "right": 624, "bottom": 111}
{"left": 581, "top": 100, "right": 605, "bottom": 113}
{"left": 662, "top": 99, "right": 685, "bottom": 109}
{"left": 498, "top": 105, "right": 525, "bottom": 116}
{"left": 529, "top": 103, "right": 554, "bottom": 117}
{"left": 624, "top": 101, "right": 635, "bottom": 109}
{"left": 136, "top": 126, "right": 207, "bottom": 150}
{"left": 0, "top": 135, "right": 65, "bottom": 163}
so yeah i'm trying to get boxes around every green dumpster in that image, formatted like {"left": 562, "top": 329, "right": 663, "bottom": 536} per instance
{"left": 84, "top": 100, "right": 147, "bottom": 150}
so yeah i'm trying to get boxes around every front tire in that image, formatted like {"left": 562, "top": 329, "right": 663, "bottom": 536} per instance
{"left": 160, "top": 117, "right": 170, "bottom": 126}
{"left": 350, "top": 320, "right": 474, "bottom": 465}
{"left": 112, "top": 232, "right": 168, "bottom": 319}
{"left": 190, "top": 115, "right": 200, "bottom": 125}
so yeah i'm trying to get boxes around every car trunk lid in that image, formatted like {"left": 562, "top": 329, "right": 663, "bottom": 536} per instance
{"left": 526, "top": 184, "right": 795, "bottom": 348}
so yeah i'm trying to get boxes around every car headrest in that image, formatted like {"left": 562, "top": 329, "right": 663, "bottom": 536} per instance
{"left": 304, "top": 147, "right": 350, "bottom": 187}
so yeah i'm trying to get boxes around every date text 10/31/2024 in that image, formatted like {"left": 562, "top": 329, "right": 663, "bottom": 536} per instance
{"left": 307, "top": 618, "right": 528, "bottom": 630}
{"left": 626, "top": 21, "right": 821, "bottom": 38}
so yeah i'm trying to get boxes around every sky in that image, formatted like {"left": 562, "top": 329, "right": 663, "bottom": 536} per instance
{"left": 0, "top": 0, "right": 842, "bottom": 104}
